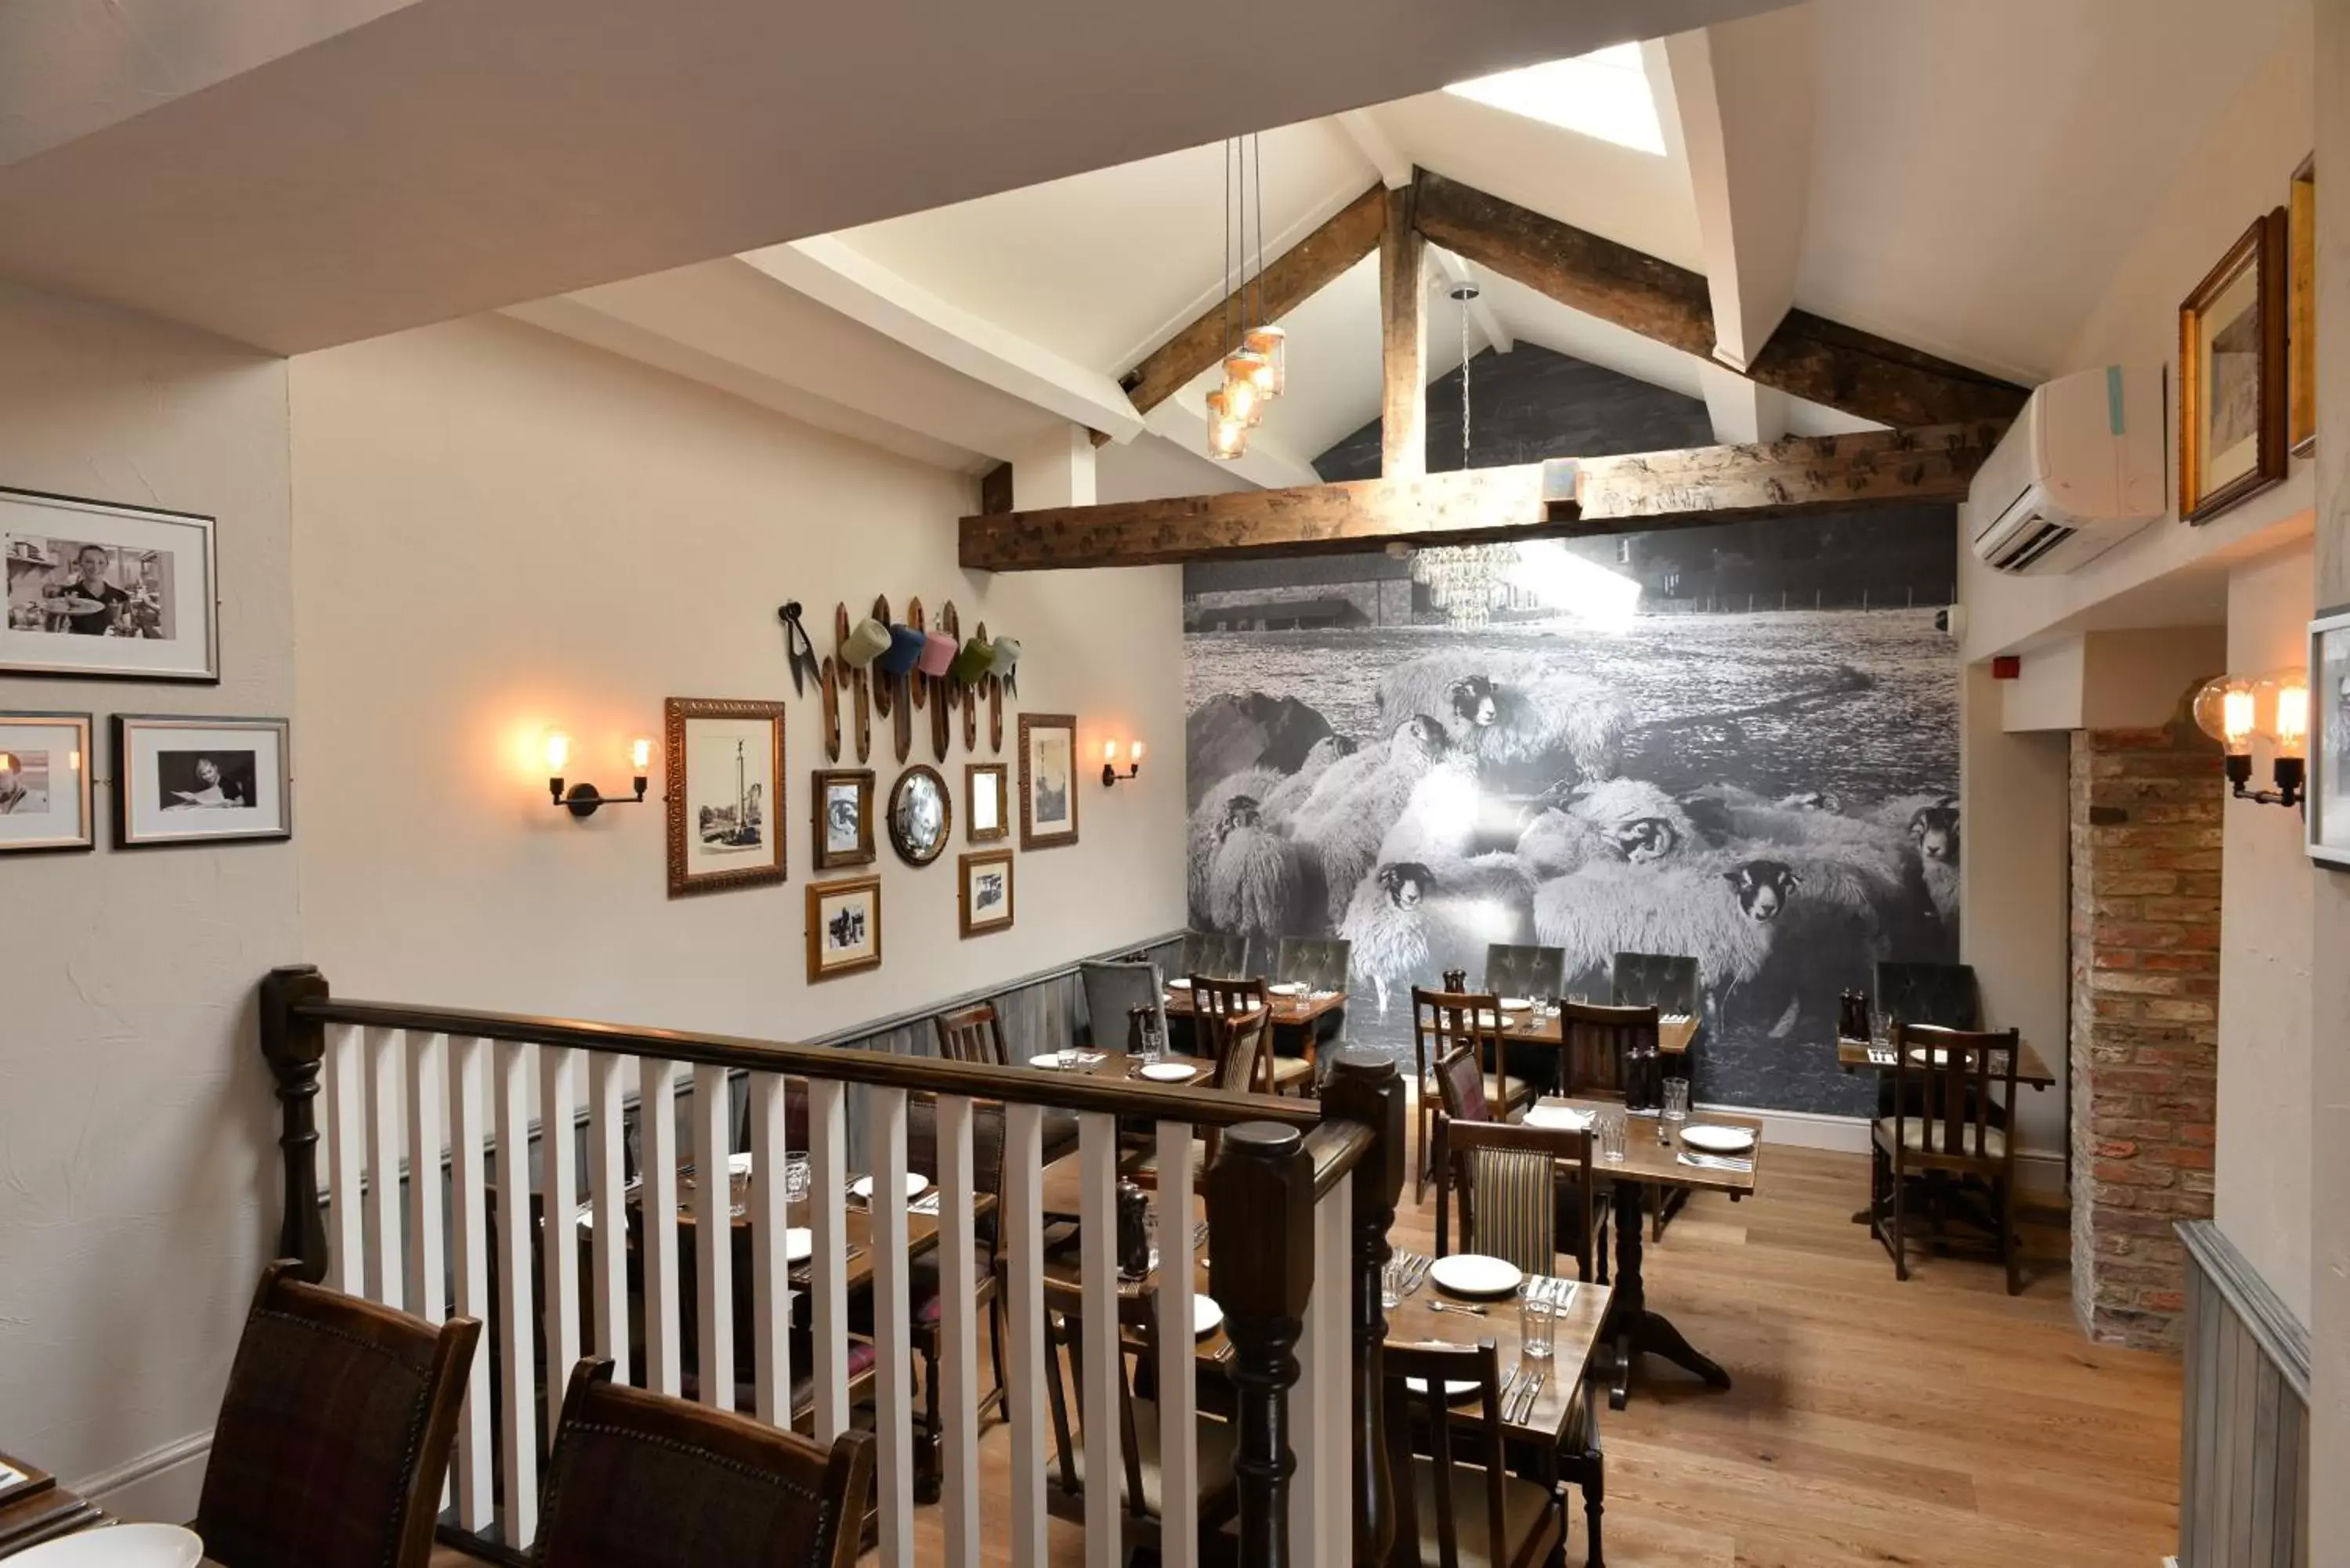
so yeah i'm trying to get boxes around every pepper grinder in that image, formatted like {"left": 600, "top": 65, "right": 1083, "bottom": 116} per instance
{"left": 1115, "top": 1180, "right": 1151, "bottom": 1280}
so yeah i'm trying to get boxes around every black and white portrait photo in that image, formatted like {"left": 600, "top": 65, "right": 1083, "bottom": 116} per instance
{"left": 960, "top": 849, "right": 1014, "bottom": 937}
{"left": 2, "top": 490, "right": 218, "bottom": 681}
{"left": 1020, "top": 714, "right": 1079, "bottom": 850}
{"left": 1, "top": 749, "right": 50, "bottom": 814}
{"left": 806, "top": 875, "right": 882, "bottom": 980}
{"left": 665, "top": 699, "right": 786, "bottom": 897}
{"left": 114, "top": 715, "right": 289, "bottom": 848}
{"left": 0, "top": 712, "right": 94, "bottom": 854}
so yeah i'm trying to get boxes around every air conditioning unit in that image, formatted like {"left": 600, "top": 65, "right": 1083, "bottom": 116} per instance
{"left": 1969, "top": 365, "right": 2165, "bottom": 575}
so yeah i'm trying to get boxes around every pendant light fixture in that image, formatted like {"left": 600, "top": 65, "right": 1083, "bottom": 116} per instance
{"left": 1412, "top": 281, "right": 1517, "bottom": 629}
{"left": 1203, "top": 133, "right": 1289, "bottom": 458}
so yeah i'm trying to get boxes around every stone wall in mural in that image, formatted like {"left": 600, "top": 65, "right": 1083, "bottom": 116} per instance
{"left": 1181, "top": 512, "right": 1961, "bottom": 1117}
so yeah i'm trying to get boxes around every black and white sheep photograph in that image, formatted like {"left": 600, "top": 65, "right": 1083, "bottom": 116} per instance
{"left": 1182, "top": 513, "right": 1961, "bottom": 1118}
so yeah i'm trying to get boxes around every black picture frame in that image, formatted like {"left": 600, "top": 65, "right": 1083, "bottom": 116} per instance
{"left": 2, "top": 485, "right": 221, "bottom": 683}
{"left": 112, "top": 714, "right": 291, "bottom": 849}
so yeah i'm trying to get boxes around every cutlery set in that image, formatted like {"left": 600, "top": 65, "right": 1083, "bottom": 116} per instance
{"left": 1500, "top": 1360, "right": 1546, "bottom": 1424}
{"left": 1677, "top": 1151, "right": 1755, "bottom": 1173}
{"left": 1390, "top": 1250, "right": 1434, "bottom": 1299}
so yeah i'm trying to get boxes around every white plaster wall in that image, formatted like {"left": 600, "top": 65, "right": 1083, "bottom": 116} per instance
{"left": 0, "top": 281, "right": 298, "bottom": 1489}
{"left": 291, "top": 315, "right": 1186, "bottom": 1035}
{"left": 2213, "top": 540, "right": 2315, "bottom": 1324}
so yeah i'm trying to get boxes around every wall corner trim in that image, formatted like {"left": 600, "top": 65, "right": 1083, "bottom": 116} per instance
{"left": 2179, "top": 1218, "right": 2312, "bottom": 1398}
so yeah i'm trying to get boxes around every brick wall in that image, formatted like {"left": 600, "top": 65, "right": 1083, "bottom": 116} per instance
{"left": 2067, "top": 702, "right": 2223, "bottom": 1349}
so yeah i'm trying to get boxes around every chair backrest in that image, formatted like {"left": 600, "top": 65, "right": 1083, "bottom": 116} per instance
{"left": 1189, "top": 972, "right": 1267, "bottom": 1020}
{"left": 1381, "top": 1340, "right": 1512, "bottom": 1568}
{"left": 1558, "top": 1000, "right": 1660, "bottom": 1100}
{"left": 1434, "top": 1117, "right": 1597, "bottom": 1281}
{"left": 1080, "top": 959, "right": 1166, "bottom": 1050}
{"left": 1038, "top": 1275, "right": 1159, "bottom": 1519}
{"left": 1875, "top": 960, "right": 1982, "bottom": 1031}
{"left": 1274, "top": 936, "right": 1351, "bottom": 992}
{"left": 1611, "top": 952, "right": 1699, "bottom": 1013}
{"left": 1206, "top": 1005, "right": 1274, "bottom": 1096}
{"left": 1412, "top": 988, "right": 1509, "bottom": 1112}
{"left": 1482, "top": 942, "right": 1567, "bottom": 1002}
{"left": 196, "top": 1261, "right": 482, "bottom": 1568}
{"left": 1430, "top": 1043, "right": 1495, "bottom": 1125}
{"left": 535, "top": 1359, "right": 873, "bottom": 1568}
{"left": 934, "top": 1000, "right": 1009, "bottom": 1067}
{"left": 1891, "top": 1022, "right": 2021, "bottom": 1165}
{"left": 1182, "top": 929, "right": 1249, "bottom": 980}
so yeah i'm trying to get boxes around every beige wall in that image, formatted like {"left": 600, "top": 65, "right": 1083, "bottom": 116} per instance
{"left": 290, "top": 315, "right": 1187, "bottom": 1035}
{"left": 0, "top": 281, "right": 298, "bottom": 1490}
{"left": 2213, "top": 542, "right": 2316, "bottom": 1324}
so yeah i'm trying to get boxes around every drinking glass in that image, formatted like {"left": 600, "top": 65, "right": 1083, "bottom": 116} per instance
{"left": 1662, "top": 1078, "right": 1691, "bottom": 1122}
{"left": 1567, "top": 991, "right": 1590, "bottom": 1006}
{"left": 1596, "top": 1111, "right": 1627, "bottom": 1165}
{"left": 728, "top": 1170, "right": 752, "bottom": 1220}
{"left": 1870, "top": 1009, "right": 1891, "bottom": 1050}
{"left": 1518, "top": 1284, "right": 1556, "bottom": 1361}
{"left": 1382, "top": 1259, "right": 1409, "bottom": 1310}
{"left": 1141, "top": 1021, "right": 1167, "bottom": 1065}
{"left": 1057, "top": 1045, "right": 1082, "bottom": 1070}
{"left": 782, "top": 1151, "right": 813, "bottom": 1205}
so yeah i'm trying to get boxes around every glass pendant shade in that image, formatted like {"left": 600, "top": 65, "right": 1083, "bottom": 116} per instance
{"left": 1242, "top": 325, "right": 1286, "bottom": 396}
{"left": 1221, "top": 363, "right": 1266, "bottom": 428}
{"left": 1205, "top": 386, "right": 1248, "bottom": 461}
{"left": 2192, "top": 677, "right": 2257, "bottom": 755}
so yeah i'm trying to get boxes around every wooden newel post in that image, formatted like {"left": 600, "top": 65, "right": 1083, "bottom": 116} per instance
{"left": 259, "top": 964, "right": 331, "bottom": 1283}
{"left": 1209, "top": 1119, "right": 1315, "bottom": 1568}
{"left": 1320, "top": 1047, "right": 1405, "bottom": 1566}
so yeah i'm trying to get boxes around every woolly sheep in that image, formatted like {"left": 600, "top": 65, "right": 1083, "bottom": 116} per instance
{"left": 1531, "top": 852, "right": 1791, "bottom": 1006}
{"left": 1187, "top": 766, "right": 1282, "bottom": 924}
{"left": 1338, "top": 855, "right": 1537, "bottom": 1013}
{"left": 1207, "top": 797, "right": 1321, "bottom": 941}
{"left": 1373, "top": 757, "right": 1502, "bottom": 867}
{"left": 1288, "top": 716, "right": 1448, "bottom": 836}
{"left": 1293, "top": 721, "right": 1453, "bottom": 923}
{"left": 1374, "top": 651, "right": 1631, "bottom": 782}
{"left": 1257, "top": 734, "right": 1356, "bottom": 826}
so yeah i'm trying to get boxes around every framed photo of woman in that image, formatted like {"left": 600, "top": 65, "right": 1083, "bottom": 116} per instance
{"left": 1019, "top": 713, "right": 1079, "bottom": 851}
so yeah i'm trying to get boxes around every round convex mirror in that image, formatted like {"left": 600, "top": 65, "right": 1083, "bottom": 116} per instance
{"left": 888, "top": 764, "right": 953, "bottom": 866}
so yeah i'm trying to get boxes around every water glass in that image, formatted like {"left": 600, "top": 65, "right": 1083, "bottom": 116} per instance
{"left": 1057, "top": 1046, "right": 1082, "bottom": 1070}
{"left": 1519, "top": 1284, "right": 1557, "bottom": 1361}
{"left": 1596, "top": 1111, "right": 1627, "bottom": 1165}
{"left": 728, "top": 1170, "right": 752, "bottom": 1220}
{"left": 782, "top": 1151, "right": 813, "bottom": 1205}
{"left": 1567, "top": 991, "right": 1590, "bottom": 1007}
{"left": 1382, "top": 1259, "right": 1409, "bottom": 1310}
{"left": 1662, "top": 1078, "right": 1691, "bottom": 1122}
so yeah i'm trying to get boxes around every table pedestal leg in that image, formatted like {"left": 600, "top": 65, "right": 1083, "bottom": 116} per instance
{"left": 1605, "top": 1179, "right": 1731, "bottom": 1409}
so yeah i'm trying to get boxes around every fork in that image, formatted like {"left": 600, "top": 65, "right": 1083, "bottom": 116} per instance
{"left": 1511, "top": 1363, "right": 1548, "bottom": 1424}
{"left": 1407, "top": 1252, "right": 1434, "bottom": 1295}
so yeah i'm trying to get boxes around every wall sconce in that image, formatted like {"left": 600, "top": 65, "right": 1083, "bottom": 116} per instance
{"left": 546, "top": 731, "right": 652, "bottom": 818}
{"left": 2193, "top": 672, "right": 2307, "bottom": 808}
{"left": 1101, "top": 739, "right": 1144, "bottom": 788}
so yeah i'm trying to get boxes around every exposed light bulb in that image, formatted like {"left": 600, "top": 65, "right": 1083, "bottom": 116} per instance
{"left": 1130, "top": 741, "right": 1146, "bottom": 764}
{"left": 2222, "top": 688, "right": 2256, "bottom": 750}
{"left": 630, "top": 736, "right": 653, "bottom": 772}
{"left": 1224, "top": 349, "right": 1273, "bottom": 421}
{"left": 1206, "top": 386, "right": 1249, "bottom": 461}
{"left": 2273, "top": 677, "right": 2309, "bottom": 758}
{"left": 544, "top": 731, "right": 571, "bottom": 774}
{"left": 1223, "top": 370, "right": 1264, "bottom": 428}
{"left": 1104, "top": 739, "right": 1119, "bottom": 764}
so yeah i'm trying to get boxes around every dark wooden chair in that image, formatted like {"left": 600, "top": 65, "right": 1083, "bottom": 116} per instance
{"left": 1412, "top": 988, "right": 1536, "bottom": 1204}
{"left": 535, "top": 1357, "right": 874, "bottom": 1568}
{"left": 1273, "top": 936, "right": 1350, "bottom": 1092}
{"left": 193, "top": 1260, "right": 481, "bottom": 1568}
{"left": 1382, "top": 1341, "right": 1567, "bottom": 1568}
{"left": 934, "top": 1000, "right": 1011, "bottom": 1066}
{"left": 1871, "top": 1022, "right": 2024, "bottom": 1294}
{"left": 1557, "top": 1002, "right": 1660, "bottom": 1102}
{"left": 1039, "top": 1277, "right": 1239, "bottom": 1552}
{"left": 1189, "top": 972, "right": 1309, "bottom": 1096}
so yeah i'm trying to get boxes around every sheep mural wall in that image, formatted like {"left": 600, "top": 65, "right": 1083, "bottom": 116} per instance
{"left": 1183, "top": 537, "right": 1962, "bottom": 1119}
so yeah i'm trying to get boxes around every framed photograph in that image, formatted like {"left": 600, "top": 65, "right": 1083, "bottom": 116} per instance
{"left": 113, "top": 714, "right": 290, "bottom": 848}
{"left": 2309, "top": 605, "right": 2350, "bottom": 869}
{"left": 811, "top": 768, "right": 874, "bottom": 870}
{"left": 665, "top": 697, "right": 786, "bottom": 898}
{"left": 0, "top": 710, "right": 94, "bottom": 854}
{"left": 2, "top": 487, "right": 219, "bottom": 681}
{"left": 888, "top": 764, "right": 952, "bottom": 867}
{"left": 1019, "top": 713, "right": 1079, "bottom": 851}
{"left": 806, "top": 874, "right": 882, "bottom": 981}
{"left": 2290, "top": 155, "right": 2316, "bottom": 457}
{"left": 2179, "top": 208, "right": 2289, "bottom": 524}
{"left": 958, "top": 849, "right": 1015, "bottom": 938}
{"left": 966, "top": 762, "right": 1009, "bottom": 843}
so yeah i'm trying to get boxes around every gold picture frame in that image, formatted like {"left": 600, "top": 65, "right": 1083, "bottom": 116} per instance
{"left": 966, "top": 762, "right": 1009, "bottom": 843}
{"left": 958, "top": 849, "right": 1015, "bottom": 938}
{"left": 2290, "top": 154, "right": 2316, "bottom": 456}
{"left": 2179, "top": 208, "right": 2289, "bottom": 524}
{"left": 1018, "top": 713, "right": 1079, "bottom": 851}
{"left": 806, "top": 874, "right": 882, "bottom": 981}
{"left": 664, "top": 697, "right": 786, "bottom": 898}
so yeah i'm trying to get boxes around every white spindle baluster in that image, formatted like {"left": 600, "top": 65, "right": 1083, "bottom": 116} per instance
{"left": 1002, "top": 1101, "right": 1047, "bottom": 1566}
{"left": 540, "top": 1046, "right": 582, "bottom": 1433}
{"left": 365, "top": 1025, "right": 403, "bottom": 1306}
{"left": 405, "top": 1033, "right": 448, "bottom": 1325}
{"left": 935, "top": 1094, "right": 981, "bottom": 1568}
{"left": 640, "top": 1058, "right": 682, "bottom": 1396}
{"left": 866, "top": 1086, "right": 913, "bottom": 1568}
{"left": 1156, "top": 1118, "right": 1199, "bottom": 1568}
{"left": 693, "top": 1064, "right": 736, "bottom": 1411}
{"left": 446, "top": 1036, "right": 494, "bottom": 1532}
{"left": 492, "top": 1040, "right": 538, "bottom": 1548}
{"left": 748, "top": 1073, "right": 794, "bottom": 1427}
{"left": 588, "top": 1052, "right": 631, "bottom": 1384}
{"left": 808, "top": 1078, "right": 851, "bottom": 1442}
{"left": 1078, "top": 1111, "right": 1119, "bottom": 1568}
{"left": 1314, "top": 1181, "right": 1351, "bottom": 1566}
{"left": 324, "top": 1024, "right": 364, "bottom": 1295}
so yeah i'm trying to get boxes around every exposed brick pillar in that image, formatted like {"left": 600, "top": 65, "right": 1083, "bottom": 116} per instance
{"left": 2066, "top": 701, "right": 2222, "bottom": 1349}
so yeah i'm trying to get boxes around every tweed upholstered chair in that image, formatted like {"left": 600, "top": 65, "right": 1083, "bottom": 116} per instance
{"left": 535, "top": 1359, "right": 874, "bottom": 1568}
{"left": 1180, "top": 929, "right": 1249, "bottom": 980}
{"left": 1610, "top": 952, "right": 1699, "bottom": 1015}
{"left": 193, "top": 1261, "right": 481, "bottom": 1568}
{"left": 1079, "top": 958, "right": 1166, "bottom": 1052}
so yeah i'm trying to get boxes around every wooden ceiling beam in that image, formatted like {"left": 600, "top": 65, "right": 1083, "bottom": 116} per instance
{"left": 1410, "top": 169, "right": 2030, "bottom": 429}
{"left": 960, "top": 421, "right": 2004, "bottom": 570}
{"left": 1379, "top": 183, "right": 1428, "bottom": 479}
{"left": 1098, "top": 182, "right": 1390, "bottom": 444}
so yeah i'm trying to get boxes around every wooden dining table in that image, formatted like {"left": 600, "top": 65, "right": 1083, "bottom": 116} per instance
{"left": 1501, "top": 1006, "right": 1700, "bottom": 1056}
{"left": 1833, "top": 1034, "right": 2058, "bottom": 1089}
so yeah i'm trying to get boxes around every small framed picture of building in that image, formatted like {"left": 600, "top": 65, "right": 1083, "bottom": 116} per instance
{"left": 959, "top": 850, "right": 1014, "bottom": 938}
{"left": 807, "top": 874, "right": 882, "bottom": 981}
{"left": 1019, "top": 713, "right": 1079, "bottom": 851}
{"left": 2308, "top": 605, "right": 2350, "bottom": 869}
{"left": 2, "top": 487, "right": 219, "bottom": 682}
{"left": 0, "top": 710, "right": 95, "bottom": 854}
{"left": 112, "top": 714, "right": 291, "bottom": 848}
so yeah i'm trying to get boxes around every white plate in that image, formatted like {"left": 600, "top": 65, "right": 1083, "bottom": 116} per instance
{"left": 728, "top": 1151, "right": 754, "bottom": 1176}
{"left": 1195, "top": 1296, "right": 1224, "bottom": 1338}
{"left": 1524, "top": 1104, "right": 1593, "bottom": 1132}
{"left": 850, "top": 1172, "right": 930, "bottom": 1201}
{"left": 783, "top": 1227, "right": 813, "bottom": 1263}
{"left": 10, "top": 1526, "right": 204, "bottom": 1568}
{"left": 1403, "top": 1375, "right": 1484, "bottom": 1400}
{"left": 1428, "top": 1254, "right": 1523, "bottom": 1299}
{"left": 1906, "top": 1047, "right": 1958, "bottom": 1065}
{"left": 1679, "top": 1124, "right": 1756, "bottom": 1154}
{"left": 1029, "top": 1052, "right": 1068, "bottom": 1068}
{"left": 1166, "top": 977, "right": 1192, "bottom": 990}
{"left": 1499, "top": 997, "right": 1535, "bottom": 1011}
{"left": 1138, "top": 1061, "right": 1198, "bottom": 1082}
{"left": 1267, "top": 981, "right": 1305, "bottom": 996}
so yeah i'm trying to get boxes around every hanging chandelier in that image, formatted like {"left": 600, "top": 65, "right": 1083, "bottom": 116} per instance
{"left": 1205, "top": 135, "right": 1286, "bottom": 459}
{"left": 1411, "top": 281, "right": 1516, "bottom": 628}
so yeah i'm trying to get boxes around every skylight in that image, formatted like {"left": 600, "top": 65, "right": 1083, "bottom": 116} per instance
{"left": 1443, "top": 43, "right": 1666, "bottom": 156}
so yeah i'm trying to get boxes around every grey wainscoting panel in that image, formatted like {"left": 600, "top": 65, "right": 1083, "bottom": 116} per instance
{"left": 2178, "top": 1220, "right": 2309, "bottom": 1566}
